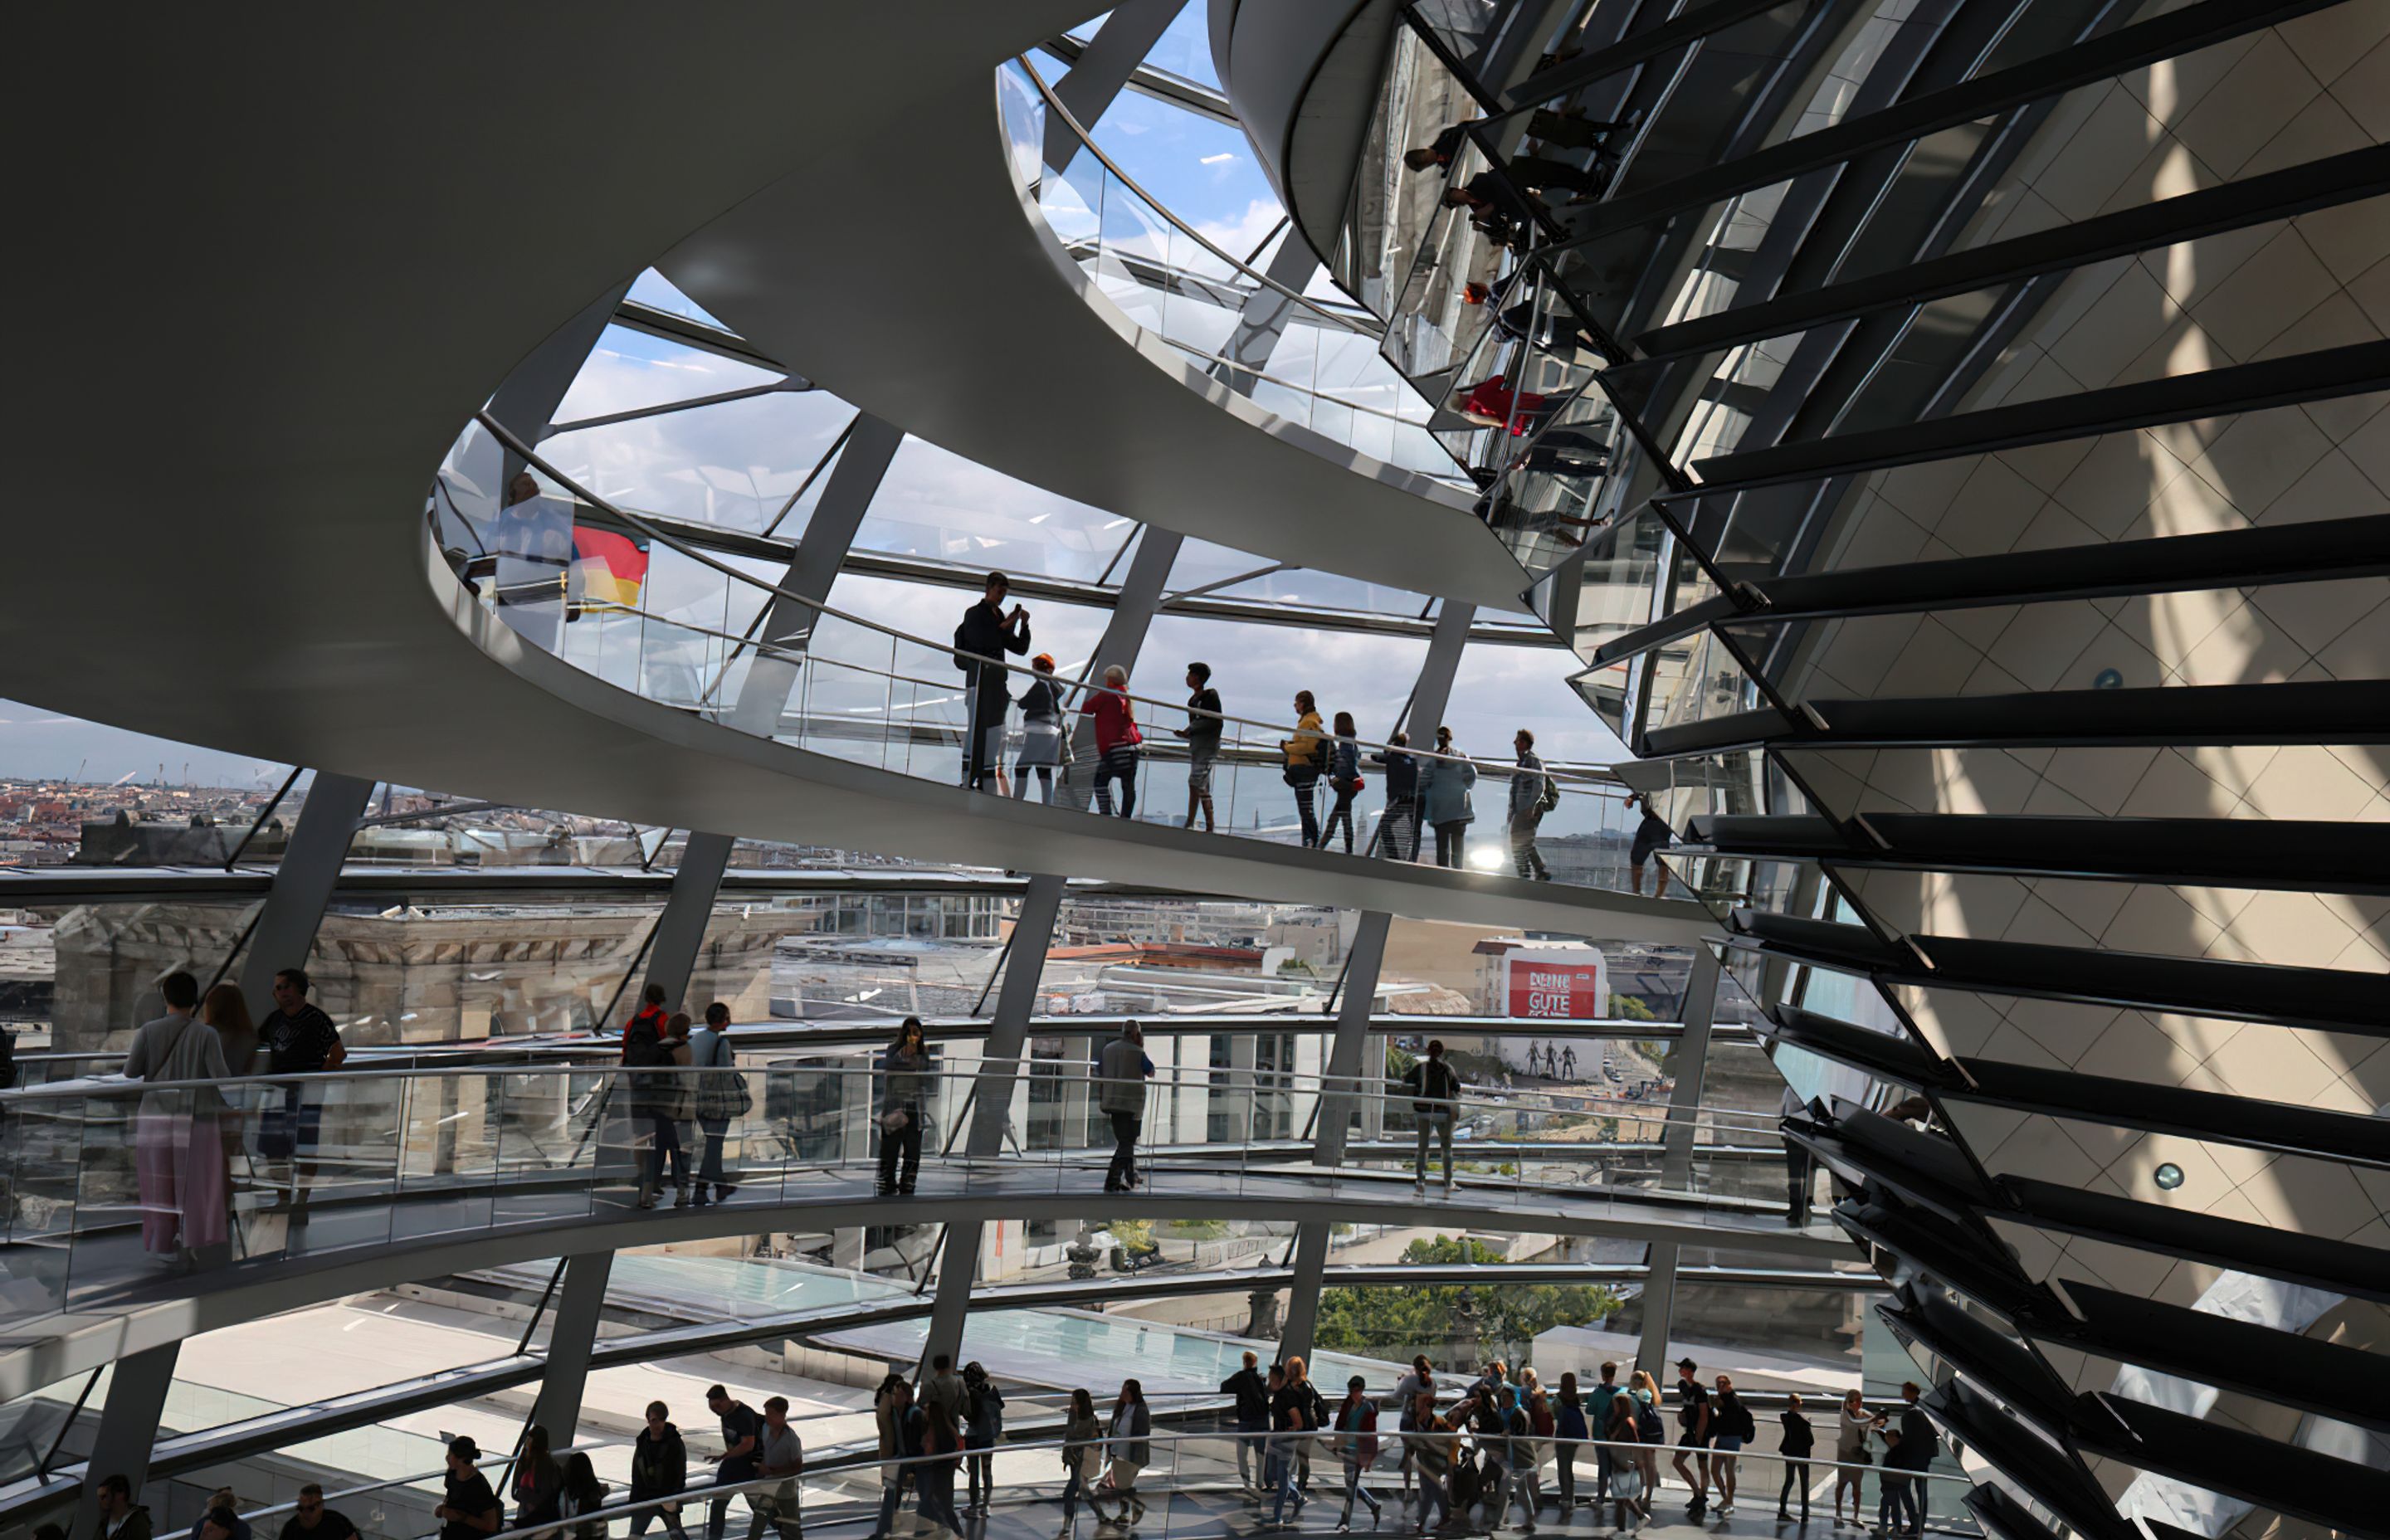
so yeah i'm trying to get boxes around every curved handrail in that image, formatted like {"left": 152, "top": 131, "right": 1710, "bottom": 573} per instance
{"left": 2, "top": 1056, "right": 1782, "bottom": 1134}
{"left": 997, "top": 59, "right": 1471, "bottom": 493}
{"left": 0, "top": 1058, "right": 1806, "bottom": 1342}
{"left": 1013, "top": 54, "right": 1375, "bottom": 340}
{"left": 458, "top": 411, "right": 1619, "bottom": 796}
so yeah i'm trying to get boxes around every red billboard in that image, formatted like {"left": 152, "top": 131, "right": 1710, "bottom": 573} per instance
{"left": 1502, "top": 952, "right": 1608, "bottom": 1019}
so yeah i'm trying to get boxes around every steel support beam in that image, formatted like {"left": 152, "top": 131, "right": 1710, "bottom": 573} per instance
{"left": 1210, "top": 233, "right": 1321, "bottom": 388}
{"left": 1314, "top": 914, "right": 1394, "bottom": 1171}
{"left": 646, "top": 418, "right": 900, "bottom": 1013}
{"left": 926, "top": 874, "right": 1068, "bottom": 1367}
{"left": 528, "top": 1250, "right": 614, "bottom": 1441}
{"left": 1504, "top": 0, "right": 1811, "bottom": 109}
{"left": 1040, "top": 31, "right": 1238, "bottom": 125}
{"left": 1280, "top": 598, "right": 1477, "bottom": 1361}
{"left": 1557, "top": 0, "right": 2340, "bottom": 243}
{"left": 1636, "top": 943, "right": 1719, "bottom": 1383}
{"left": 1636, "top": 147, "right": 2390, "bottom": 363}
{"left": 1407, "top": 602, "right": 1478, "bottom": 740}
{"left": 1593, "top": 513, "right": 2390, "bottom": 667}
{"left": 491, "top": 279, "right": 637, "bottom": 445}
{"left": 1277, "top": 910, "right": 1395, "bottom": 1362}
{"left": 637, "top": 832, "right": 734, "bottom": 1016}
{"left": 721, "top": 414, "right": 904, "bottom": 735}
{"left": 1695, "top": 810, "right": 2390, "bottom": 894}
{"left": 612, "top": 300, "right": 786, "bottom": 373}
{"left": 1645, "top": 680, "right": 2390, "bottom": 757}
{"left": 1063, "top": 528, "right": 1186, "bottom": 808}
{"left": 1684, "top": 340, "right": 2390, "bottom": 495}
{"left": 1635, "top": 1243, "right": 1681, "bottom": 1383}
{"left": 73, "top": 1343, "right": 178, "bottom": 1534}
{"left": 1044, "top": 0, "right": 1192, "bottom": 173}
{"left": 1658, "top": 945, "right": 1719, "bottom": 1189}
{"left": 234, "top": 772, "right": 373, "bottom": 1008}
{"left": 1730, "top": 910, "right": 2389, "bottom": 1034}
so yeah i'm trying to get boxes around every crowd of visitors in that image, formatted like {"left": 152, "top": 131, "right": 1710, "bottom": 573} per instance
{"left": 78, "top": 1356, "right": 1929, "bottom": 1540}
{"left": 947, "top": 577, "right": 1596, "bottom": 874}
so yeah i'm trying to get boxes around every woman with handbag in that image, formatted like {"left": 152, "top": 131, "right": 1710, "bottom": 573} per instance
{"left": 124, "top": 970, "right": 233, "bottom": 1260}
{"left": 1100, "top": 1380, "right": 1152, "bottom": 1527}
{"left": 1416, "top": 725, "right": 1478, "bottom": 869}
{"left": 1318, "top": 711, "right": 1365, "bottom": 855}
{"left": 1060, "top": 1388, "right": 1102, "bottom": 1535}
{"left": 1833, "top": 1388, "right": 1872, "bottom": 1527}
{"left": 1080, "top": 664, "right": 1142, "bottom": 818}
{"left": 689, "top": 1002, "right": 748, "bottom": 1206}
{"left": 1013, "top": 655, "right": 1066, "bottom": 806}
{"left": 915, "top": 1400, "right": 968, "bottom": 1537}
{"left": 1281, "top": 690, "right": 1326, "bottom": 847}
{"left": 876, "top": 1016, "right": 931, "bottom": 1196}
{"left": 638, "top": 1014, "right": 695, "bottom": 1209}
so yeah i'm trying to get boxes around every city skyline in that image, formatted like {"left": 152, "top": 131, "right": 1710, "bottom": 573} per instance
{"left": 0, "top": 699, "right": 294, "bottom": 788}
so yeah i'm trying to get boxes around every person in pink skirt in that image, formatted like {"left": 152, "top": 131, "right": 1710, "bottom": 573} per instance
{"left": 123, "top": 970, "right": 233, "bottom": 1261}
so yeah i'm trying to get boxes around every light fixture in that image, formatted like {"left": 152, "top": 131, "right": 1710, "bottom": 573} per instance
{"left": 2153, "top": 1162, "right": 2185, "bottom": 1191}
{"left": 2092, "top": 667, "right": 2123, "bottom": 689}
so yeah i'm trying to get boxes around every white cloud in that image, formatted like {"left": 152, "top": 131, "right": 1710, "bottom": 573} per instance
{"left": 1198, "top": 152, "right": 1236, "bottom": 165}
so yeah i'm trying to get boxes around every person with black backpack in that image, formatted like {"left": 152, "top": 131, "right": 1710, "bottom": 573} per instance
{"left": 1630, "top": 1372, "right": 1666, "bottom": 1518}
{"left": 1507, "top": 729, "right": 1555, "bottom": 880}
{"left": 1710, "top": 1374, "right": 1756, "bottom": 1517}
{"left": 1398, "top": 1040, "right": 1461, "bottom": 1193}
{"left": 961, "top": 1362, "right": 1004, "bottom": 1513}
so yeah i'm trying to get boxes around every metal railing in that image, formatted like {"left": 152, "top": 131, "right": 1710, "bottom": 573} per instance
{"left": 430, "top": 412, "right": 1684, "bottom": 894}
{"left": 0, "top": 1058, "right": 1812, "bottom": 1332}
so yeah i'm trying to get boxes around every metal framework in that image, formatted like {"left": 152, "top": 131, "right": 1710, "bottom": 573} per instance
{"left": 1355, "top": 0, "right": 2390, "bottom": 1533}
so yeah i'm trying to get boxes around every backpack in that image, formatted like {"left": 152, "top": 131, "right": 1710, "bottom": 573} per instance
{"left": 1636, "top": 1399, "right": 1663, "bottom": 1442}
{"left": 1536, "top": 773, "right": 1560, "bottom": 814}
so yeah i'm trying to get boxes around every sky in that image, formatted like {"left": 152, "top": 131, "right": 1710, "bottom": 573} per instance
{"left": 0, "top": 699, "right": 293, "bottom": 787}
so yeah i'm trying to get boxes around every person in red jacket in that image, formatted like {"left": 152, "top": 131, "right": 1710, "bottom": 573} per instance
{"left": 1080, "top": 664, "right": 1142, "bottom": 818}
{"left": 1455, "top": 374, "right": 1549, "bottom": 432}
{"left": 1334, "top": 1377, "right": 1382, "bottom": 1530}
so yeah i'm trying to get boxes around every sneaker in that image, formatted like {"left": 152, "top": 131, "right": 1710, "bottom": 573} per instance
{"left": 672, "top": 1187, "right": 692, "bottom": 1207}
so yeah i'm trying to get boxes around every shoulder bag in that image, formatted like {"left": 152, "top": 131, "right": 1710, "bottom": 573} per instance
{"left": 695, "top": 1031, "right": 752, "bottom": 1122}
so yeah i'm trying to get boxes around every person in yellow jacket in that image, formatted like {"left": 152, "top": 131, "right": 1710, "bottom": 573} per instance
{"left": 1280, "top": 690, "right": 1326, "bottom": 847}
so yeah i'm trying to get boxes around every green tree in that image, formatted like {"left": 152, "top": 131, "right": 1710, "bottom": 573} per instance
{"left": 1311, "top": 1235, "right": 1621, "bottom": 1369}
{"left": 1609, "top": 993, "right": 1658, "bottom": 1021}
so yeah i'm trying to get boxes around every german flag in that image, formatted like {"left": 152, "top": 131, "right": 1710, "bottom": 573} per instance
{"left": 572, "top": 526, "right": 651, "bottom": 611}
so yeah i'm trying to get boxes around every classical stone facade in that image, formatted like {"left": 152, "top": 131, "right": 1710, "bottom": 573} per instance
{"left": 43, "top": 899, "right": 816, "bottom": 1051}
